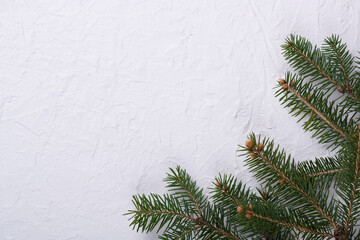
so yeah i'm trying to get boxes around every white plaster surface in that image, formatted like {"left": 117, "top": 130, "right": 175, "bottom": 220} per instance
{"left": 1, "top": 0, "right": 360, "bottom": 239}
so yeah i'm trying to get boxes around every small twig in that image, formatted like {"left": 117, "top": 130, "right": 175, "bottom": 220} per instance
{"left": 203, "top": 222, "right": 241, "bottom": 240}
{"left": 176, "top": 225, "right": 202, "bottom": 240}
{"left": 308, "top": 168, "right": 346, "bottom": 177}
{"left": 250, "top": 211, "right": 334, "bottom": 238}
{"left": 176, "top": 176, "right": 202, "bottom": 217}
{"left": 328, "top": 41, "right": 351, "bottom": 91}
{"left": 344, "top": 128, "right": 360, "bottom": 233}
{"left": 135, "top": 210, "right": 198, "bottom": 222}
{"left": 287, "top": 85, "right": 350, "bottom": 141}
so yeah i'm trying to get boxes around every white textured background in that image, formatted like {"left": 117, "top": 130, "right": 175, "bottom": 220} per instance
{"left": 1, "top": 1, "right": 360, "bottom": 239}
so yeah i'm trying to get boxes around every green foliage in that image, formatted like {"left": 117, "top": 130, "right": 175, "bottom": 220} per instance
{"left": 127, "top": 167, "right": 246, "bottom": 239}
{"left": 127, "top": 35, "right": 360, "bottom": 239}
{"left": 275, "top": 72, "right": 357, "bottom": 149}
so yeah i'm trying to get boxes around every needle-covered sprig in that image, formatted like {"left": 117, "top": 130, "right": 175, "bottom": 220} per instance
{"left": 128, "top": 35, "right": 360, "bottom": 240}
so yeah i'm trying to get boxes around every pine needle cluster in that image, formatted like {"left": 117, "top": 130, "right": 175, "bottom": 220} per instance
{"left": 127, "top": 35, "right": 360, "bottom": 240}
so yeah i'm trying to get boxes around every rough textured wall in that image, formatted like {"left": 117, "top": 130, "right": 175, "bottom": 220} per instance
{"left": 1, "top": 0, "right": 360, "bottom": 239}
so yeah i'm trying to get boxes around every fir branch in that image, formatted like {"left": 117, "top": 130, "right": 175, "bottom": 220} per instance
{"left": 291, "top": 88, "right": 345, "bottom": 138}
{"left": 212, "top": 174, "right": 292, "bottom": 239}
{"left": 344, "top": 128, "right": 360, "bottom": 233}
{"left": 326, "top": 40, "right": 351, "bottom": 88}
{"left": 222, "top": 187, "right": 333, "bottom": 238}
{"left": 157, "top": 209, "right": 243, "bottom": 240}
{"left": 254, "top": 148, "right": 337, "bottom": 229}
{"left": 283, "top": 35, "right": 359, "bottom": 102}
{"left": 249, "top": 211, "right": 333, "bottom": 238}
{"left": 322, "top": 35, "right": 358, "bottom": 100}
{"left": 128, "top": 34, "right": 360, "bottom": 240}
{"left": 240, "top": 135, "right": 338, "bottom": 230}
{"left": 333, "top": 142, "right": 360, "bottom": 239}
{"left": 165, "top": 167, "right": 206, "bottom": 217}
{"left": 276, "top": 73, "right": 357, "bottom": 149}
{"left": 175, "top": 175, "right": 202, "bottom": 216}
{"left": 128, "top": 169, "right": 246, "bottom": 240}
{"left": 285, "top": 80, "right": 349, "bottom": 140}
{"left": 212, "top": 174, "right": 333, "bottom": 239}
{"left": 217, "top": 182, "right": 241, "bottom": 207}
{"left": 286, "top": 41, "right": 337, "bottom": 88}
